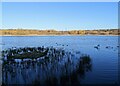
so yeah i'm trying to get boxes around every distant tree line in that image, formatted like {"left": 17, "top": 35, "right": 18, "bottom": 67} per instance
{"left": 0, "top": 29, "right": 119, "bottom": 35}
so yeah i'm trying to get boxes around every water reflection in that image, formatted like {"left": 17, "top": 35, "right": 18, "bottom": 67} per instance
{"left": 2, "top": 47, "right": 92, "bottom": 85}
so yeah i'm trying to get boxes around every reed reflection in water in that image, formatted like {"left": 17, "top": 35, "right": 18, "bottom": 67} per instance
{"left": 2, "top": 47, "right": 92, "bottom": 85}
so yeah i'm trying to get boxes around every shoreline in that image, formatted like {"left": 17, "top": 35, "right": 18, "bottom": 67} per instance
{"left": 1, "top": 29, "right": 119, "bottom": 36}
{"left": 0, "top": 35, "right": 119, "bottom": 36}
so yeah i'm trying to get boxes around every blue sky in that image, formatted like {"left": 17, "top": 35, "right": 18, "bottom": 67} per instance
{"left": 2, "top": 2, "right": 118, "bottom": 30}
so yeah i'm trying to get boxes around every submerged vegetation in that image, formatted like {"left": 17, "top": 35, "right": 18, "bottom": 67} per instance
{"left": 2, "top": 46, "right": 92, "bottom": 85}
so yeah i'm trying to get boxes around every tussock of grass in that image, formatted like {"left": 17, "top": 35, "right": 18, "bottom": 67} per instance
{"left": 2, "top": 47, "right": 49, "bottom": 60}
{"left": 2, "top": 47, "right": 67, "bottom": 62}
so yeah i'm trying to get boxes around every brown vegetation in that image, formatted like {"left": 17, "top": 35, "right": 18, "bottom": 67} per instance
{"left": 0, "top": 29, "right": 119, "bottom": 36}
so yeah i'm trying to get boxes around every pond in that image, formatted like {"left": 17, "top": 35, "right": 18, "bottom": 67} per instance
{"left": 0, "top": 36, "right": 119, "bottom": 85}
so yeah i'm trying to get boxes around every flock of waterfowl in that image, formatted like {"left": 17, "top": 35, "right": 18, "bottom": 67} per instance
{"left": 55, "top": 41, "right": 119, "bottom": 51}
{"left": 94, "top": 44, "right": 119, "bottom": 50}
{"left": 55, "top": 43, "right": 68, "bottom": 47}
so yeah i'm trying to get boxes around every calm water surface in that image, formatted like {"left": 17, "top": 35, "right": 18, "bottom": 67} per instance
{"left": 1, "top": 36, "right": 119, "bottom": 85}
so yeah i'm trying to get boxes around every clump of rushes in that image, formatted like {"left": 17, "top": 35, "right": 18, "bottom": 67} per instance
{"left": 2, "top": 46, "right": 64, "bottom": 61}
{"left": 1, "top": 47, "right": 51, "bottom": 61}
